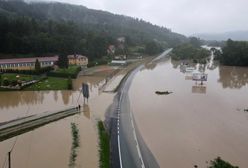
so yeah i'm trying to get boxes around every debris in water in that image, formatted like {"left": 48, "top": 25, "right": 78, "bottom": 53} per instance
{"left": 155, "top": 91, "right": 173, "bottom": 95}
{"left": 244, "top": 109, "right": 248, "bottom": 112}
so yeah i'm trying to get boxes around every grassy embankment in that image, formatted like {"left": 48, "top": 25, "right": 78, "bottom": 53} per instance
{"left": 97, "top": 121, "right": 110, "bottom": 168}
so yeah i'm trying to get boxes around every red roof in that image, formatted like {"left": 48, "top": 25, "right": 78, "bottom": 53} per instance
{"left": 0, "top": 56, "right": 58, "bottom": 64}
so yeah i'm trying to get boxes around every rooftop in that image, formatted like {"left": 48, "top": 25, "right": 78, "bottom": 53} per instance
{"left": 0, "top": 56, "right": 58, "bottom": 64}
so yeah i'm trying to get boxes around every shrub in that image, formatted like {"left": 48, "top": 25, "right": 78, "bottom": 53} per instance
{"left": 2, "top": 79, "right": 10, "bottom": 86}
{"left": 10, "top": 80, "right": 18, "bottom": 86}
{"left": 208, "top": 157, "right": 239, "bottom": 168}
{"left": 68, "top": 77, "right": 72, "bottom": 90}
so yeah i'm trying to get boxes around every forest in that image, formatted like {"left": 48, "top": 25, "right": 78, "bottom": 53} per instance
{"left": 0, "top": 0, "right": 187, "bottom": 60}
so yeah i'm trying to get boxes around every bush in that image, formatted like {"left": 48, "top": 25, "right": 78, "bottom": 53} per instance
{"left": 2, "top": 79, "right": 10, "bottom": 86}
{"left": 0, "top": 66, "right": 53, "bottom": 75}
{"left": 47, "top": 66, "right": 81, "bottom": 78}
{"left": 10, "top": 80, "right": 18, "bottom": 86}
{"left": 208, "top": 157, "right": 239, "bottom": 168}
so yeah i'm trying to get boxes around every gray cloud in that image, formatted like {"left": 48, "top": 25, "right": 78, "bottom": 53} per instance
{"left": 32, "top": 0, "right": 248, "bottom": 35}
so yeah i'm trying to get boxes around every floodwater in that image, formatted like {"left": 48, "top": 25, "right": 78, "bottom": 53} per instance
{"left": 129, "top": 57, "right": 248, "bottom": 167}
{"left": 0, "top": 74, "right": 115, "bottom": 168}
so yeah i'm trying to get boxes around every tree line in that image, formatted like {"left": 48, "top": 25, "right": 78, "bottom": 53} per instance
{"left": 171, "top": 37, "right": 210, "bottom": 63}
{"left": 0, "top": 1, "right": 187, "bottom": 60}
{"left": 217, "top": 39, "right": 248, "bottom": 66}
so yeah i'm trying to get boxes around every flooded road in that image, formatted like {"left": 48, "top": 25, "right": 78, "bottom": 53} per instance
{"left": 0, "top": 74, "right": 115, "bottom": 168}
{"left": 129, "top": 57, "right": 248, "bottom": 167}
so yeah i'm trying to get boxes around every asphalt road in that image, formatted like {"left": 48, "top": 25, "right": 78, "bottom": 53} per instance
{"left": 107, "top": 49, "right": 172, "bottom": 168}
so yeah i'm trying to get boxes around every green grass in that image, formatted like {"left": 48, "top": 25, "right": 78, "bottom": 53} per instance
{"left": 2, "top": 73, "right": 35, "bottom": 81}
{"left": 24, "top": 77, "right": 69, "bottom": 90}
{"left": 97, "top": 121, "right": 110, "bottom": 168}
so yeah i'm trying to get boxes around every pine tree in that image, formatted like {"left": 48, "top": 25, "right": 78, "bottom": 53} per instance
{"left": 58, "top": 54, "right": 69, "bottom": 69}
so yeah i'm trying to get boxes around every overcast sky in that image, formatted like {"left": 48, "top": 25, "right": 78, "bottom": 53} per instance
{"left": 32, "top": 0, "right": 248, "bottom": 36}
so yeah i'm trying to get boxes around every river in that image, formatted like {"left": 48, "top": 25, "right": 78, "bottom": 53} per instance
{"left": 129, "top": 56, "right": 248, "bottom": 167}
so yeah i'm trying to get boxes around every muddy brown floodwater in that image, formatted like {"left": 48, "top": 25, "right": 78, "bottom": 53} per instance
{"left": 129, "top": 57, "right": 248, "bottom": 167}
{"left": 0, "top": 73, "right": 115, "bottom": 168}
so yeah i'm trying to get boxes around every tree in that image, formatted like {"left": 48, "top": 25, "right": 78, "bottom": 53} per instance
{"left": 219, "top": 39, "right": 248, "bottom": 66}
{"left": 145, "top": 41, "right": 163, "bottom": 55}
{"left": 2, "top": 78, "right": 10, "bottom": 86}
{"left": 58, "top": 54, "right": 69, "bottom": 69}
{"left": 35, "top": 59, "right": 41, "bottom": 72}
{"left": 68, "top": 76, "right": 72, "bottom": 90}
{"left": 189, "top": 37, "right": 202, "bottom": 48}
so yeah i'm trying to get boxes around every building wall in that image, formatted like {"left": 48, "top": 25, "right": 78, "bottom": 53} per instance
{"left": 68, "top": 57, "right": 88, "bottom": 66}
{"left": 0, "top": 61, "right": 54, "bottom": 70}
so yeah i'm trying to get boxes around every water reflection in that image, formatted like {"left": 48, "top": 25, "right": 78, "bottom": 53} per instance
{"left": 73, "top": 76, "right": 106, "bottom": 91}
{"left": 143, "top": 62, "right": 157, "bottom": 71}
{"left": 0, "top": 91, "right": 45, "bottom": 109}
{"left": 83, "top": 103, "right": 90, "bottom": 119}
{"left": 61, "top": 91, "right": 73, "bottom": 105}
{"left": 192, "top": 85, "right": 207, "bottom": 94}
{"left": 218, "top": 66, "right": 248, "bottom": 89}
{"left": 53, "top": 91, "right": 59, "bottom": 102}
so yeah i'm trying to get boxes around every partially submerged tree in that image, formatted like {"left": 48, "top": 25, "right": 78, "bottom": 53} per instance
{"left": 208, "top": 157, "right": 239, "bottom": 168}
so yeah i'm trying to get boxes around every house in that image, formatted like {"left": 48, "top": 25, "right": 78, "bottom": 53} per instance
{"left": 0, "top": 56, "right": 58, "bottom": 70}
{"left": 107, "top": 45, "right": 116, "bottom": 55}
{"left": 111, "top": 60, "right": 127, "bottom": 66}
{"left": 67, "top": 54, "right": 88, "bottom": 67}
{"left": 114, "top": 55, "right": 127, "bottom": 60}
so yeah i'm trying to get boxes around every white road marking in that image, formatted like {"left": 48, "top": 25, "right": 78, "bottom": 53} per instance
{"left": 118, "top": 133, "right": 123, "bottom": 168}
{"left": 129, "top": 105, "right": 146, "bottom": 168}
{"left": 118, "top": 93, "right": 123, "bottom": 168}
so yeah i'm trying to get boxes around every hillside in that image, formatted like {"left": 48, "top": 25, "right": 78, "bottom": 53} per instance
{"left": 194, "top": 31, "right": 248, "bottom": 41}
{"left": 0, "top": 0, "right": 187, "bottom": 60}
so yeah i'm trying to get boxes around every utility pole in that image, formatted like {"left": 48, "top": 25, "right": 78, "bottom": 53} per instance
{"left": 8, "top": 152, "right": 11, "bottom": 168}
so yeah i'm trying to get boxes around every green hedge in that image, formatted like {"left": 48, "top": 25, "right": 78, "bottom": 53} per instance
{"left": 0, "top": 66, "right": 53, "bottom": 75}
{"left": 47, "top": 66, "right": 81, "bottom": 78}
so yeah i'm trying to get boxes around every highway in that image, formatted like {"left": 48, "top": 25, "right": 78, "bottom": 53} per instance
{"left": 108, "top": 49, "right": 172, "bottom": 168}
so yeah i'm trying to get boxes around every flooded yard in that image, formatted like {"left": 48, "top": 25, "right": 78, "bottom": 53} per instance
{"left": 0, "top": 73, "right": 115, "bottom": 168}
{"left": 129, "top": 58, "right": 248, "bottom": 167}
